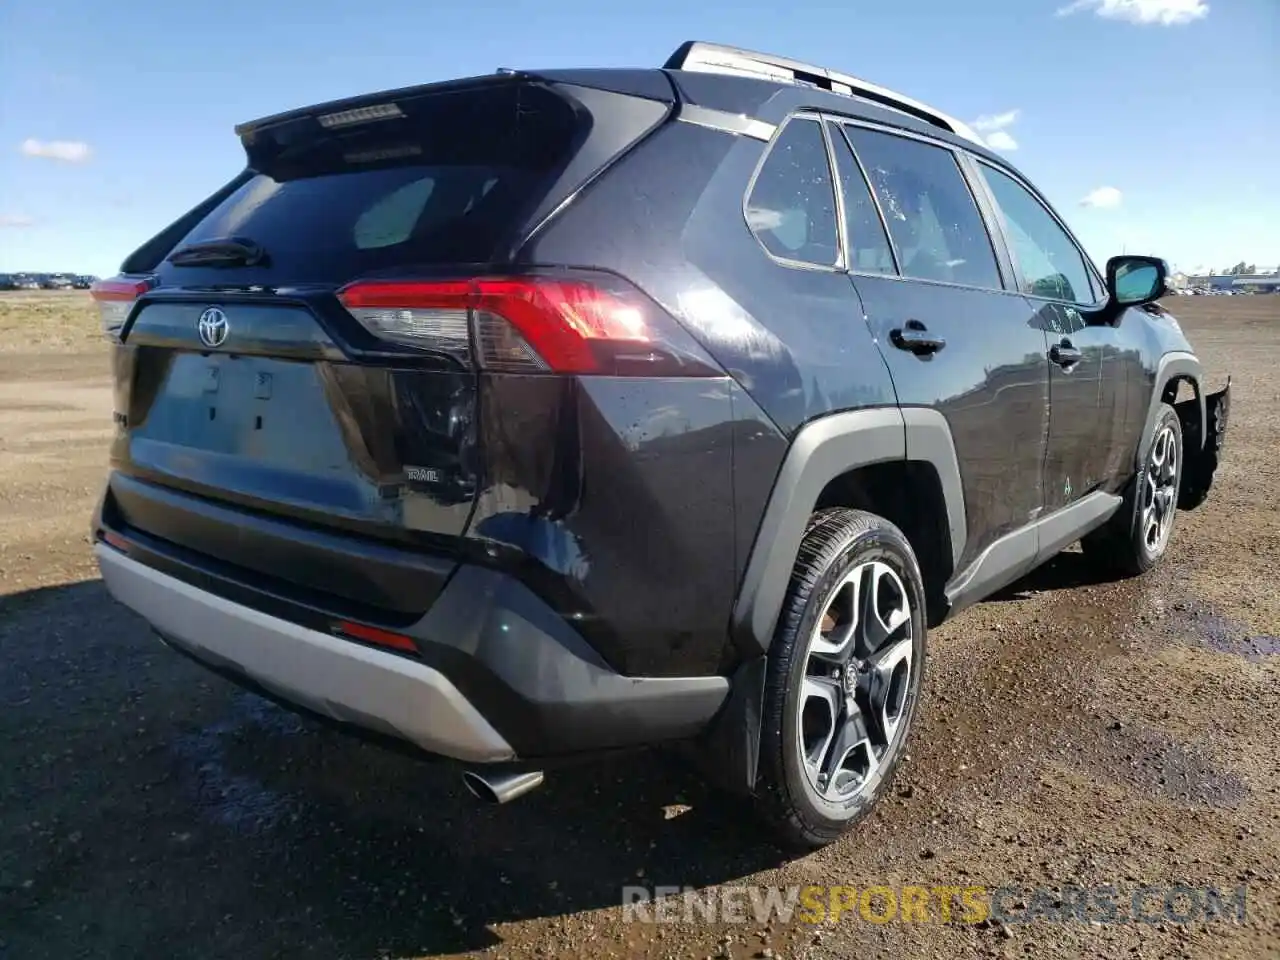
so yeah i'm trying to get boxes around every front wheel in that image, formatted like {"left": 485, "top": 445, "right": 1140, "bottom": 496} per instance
{"left": 754, "top": 508, "right": 927, "bottom": 849}
{"left": 1082, "top": 402, "right": 1183, "bottom": 576}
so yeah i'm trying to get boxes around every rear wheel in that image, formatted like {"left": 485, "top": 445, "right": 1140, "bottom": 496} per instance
{"left": 754, "top": 509, "right": 926, "bottom": 849}
{"left": 1082, "top": 402, "right": 1183, "bottom": 576}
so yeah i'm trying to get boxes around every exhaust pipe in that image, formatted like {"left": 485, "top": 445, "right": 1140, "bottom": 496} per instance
{"left": 462, "top": 769, "right": 545, "bottom": 804}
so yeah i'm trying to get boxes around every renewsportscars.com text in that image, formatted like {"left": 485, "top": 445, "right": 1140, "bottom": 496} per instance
{"left": 621, "top": 883, "right": 1248, "bottom": 926}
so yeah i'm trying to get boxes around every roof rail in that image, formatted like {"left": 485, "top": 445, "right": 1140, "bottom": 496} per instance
{"left": 663, "top": 41, "right": 983, "bottom": 146}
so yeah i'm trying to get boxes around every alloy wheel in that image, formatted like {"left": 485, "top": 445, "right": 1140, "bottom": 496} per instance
{"left": 1142, "top": 423, "right": 1178, "bottom": 554}
{"left": 797, "top": 560, "right": 914, "bottom": 803}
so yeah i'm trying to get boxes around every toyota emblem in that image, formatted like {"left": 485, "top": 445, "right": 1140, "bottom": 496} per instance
{"left": 197, "top": 307, "right": 229, "bottom": 348}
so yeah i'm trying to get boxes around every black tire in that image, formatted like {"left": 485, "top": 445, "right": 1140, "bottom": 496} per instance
{"left": 1081, "top": 402, "right": 1183, "bottom": 577}
{"left": 754, "top": 508, "right": 927, "bottom": 849}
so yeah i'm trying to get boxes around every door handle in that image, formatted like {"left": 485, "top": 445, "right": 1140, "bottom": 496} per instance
{"left": 890, "top": 320, "right": 946, "bottom": 355}
{"left": 1049, "top": 339, "right": 1083, "bottom": 368}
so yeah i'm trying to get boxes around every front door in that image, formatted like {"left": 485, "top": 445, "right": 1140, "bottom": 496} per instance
{"left": 971, "top": 160, "right": 1123, "bottom": 513}
{"left": 830, "top": 122, "right": 1050, "bottom": 573}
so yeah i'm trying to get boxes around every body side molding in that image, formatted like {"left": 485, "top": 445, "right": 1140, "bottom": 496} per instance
{"left": 901, "top": 406, "right": 968, "bottom": 569}
{"left": 733, "top": 406, "right": 972, "bottom": 656}
{"left": 1142, "top": 351, "right": 1204, "bottom": 463}
{"left": 732, "top": 407, "right": 906, "bottom": 656}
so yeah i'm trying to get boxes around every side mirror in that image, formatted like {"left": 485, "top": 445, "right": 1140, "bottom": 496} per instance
{"left": 1106, "top": 255, "right": 1168, "bottom": 307}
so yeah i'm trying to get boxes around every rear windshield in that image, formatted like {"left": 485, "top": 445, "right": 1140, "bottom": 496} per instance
{"left": 167, "top": 83, "right": 582, "bottom": 283}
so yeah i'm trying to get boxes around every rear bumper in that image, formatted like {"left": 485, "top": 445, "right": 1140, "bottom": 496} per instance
{"left": 97, "top": 544, "right": 515, "bottom": 763}
{"left": 94, "top": 529, "right": 731, "bottom": 762}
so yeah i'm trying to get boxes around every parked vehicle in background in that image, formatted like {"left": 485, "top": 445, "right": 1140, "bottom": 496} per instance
{"left": 89, "top": 40, "right": 1231, "bottom": 849}
{"left": 0, "top": 272, "right": 97, "bottom": 290}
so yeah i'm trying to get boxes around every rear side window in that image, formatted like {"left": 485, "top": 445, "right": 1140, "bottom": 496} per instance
{"left": 978, "top": 163, "right": 1095, "bottom": 303}
{"left": 830, "top": 127, "right": 896, "bottom": 275}
{"left": 171, "top": 83, "right": 582, "bottom": 282}
{"left": 745, "top": 118, "right": 839, "bottom": 267}
{"left": 844, "top": 127, "right": 1002, "bottom": 290}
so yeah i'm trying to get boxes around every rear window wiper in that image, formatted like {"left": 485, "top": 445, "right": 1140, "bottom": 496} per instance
{"left": 167, "top": 236, "right": 269, "bottom": 268}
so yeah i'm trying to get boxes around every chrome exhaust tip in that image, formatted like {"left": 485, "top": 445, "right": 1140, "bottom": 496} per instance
{"left": 462, "top": 769, "right": 545, "bottom": 804}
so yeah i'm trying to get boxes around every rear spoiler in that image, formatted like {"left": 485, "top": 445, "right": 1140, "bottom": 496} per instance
{"left": 234, "top": 74, "right": 516, "bottom": 141}
{"left": 234, "top": 69, "right": 677, "bottom": 143}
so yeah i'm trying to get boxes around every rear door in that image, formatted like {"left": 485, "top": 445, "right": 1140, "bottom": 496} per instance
{"left": 831, "top": 121, "right": 1050, "bottom": 575}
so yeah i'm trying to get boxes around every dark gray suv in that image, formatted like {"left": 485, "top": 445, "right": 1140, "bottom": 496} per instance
{"left": 91, "top": 41, "right": 1229, "bottom": 848}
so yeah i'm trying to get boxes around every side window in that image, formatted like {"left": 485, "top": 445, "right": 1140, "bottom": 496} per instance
{"left": 745, "top": 118, "right": 839, "bottom": 267}
{"left": 830, "top": 128, "right": 897, "bottom": 275}
{"left": 844, "top": 127, "right": 1002, "bottom": 290}
{"left": 978, "top": 164, "right": 1095, "bottom": 304}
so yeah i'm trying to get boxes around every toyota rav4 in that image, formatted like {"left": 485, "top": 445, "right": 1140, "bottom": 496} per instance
{"left": 92, "top": 41, "right": 1229, "bottom": 848}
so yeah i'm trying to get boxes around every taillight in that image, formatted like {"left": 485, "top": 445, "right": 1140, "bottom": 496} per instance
{"left": 90, "top": 276, "right": 153, "bottom": 340}
{"left": 337, "top": 274, "right": 721, "bottom": 377}
{"left": 338, "top": 280, "right": 474, "bottom": 365}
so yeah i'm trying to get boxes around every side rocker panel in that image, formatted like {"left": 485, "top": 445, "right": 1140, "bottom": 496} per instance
{"left": 944, "top": 490, "right": 1122, "bottom": 616}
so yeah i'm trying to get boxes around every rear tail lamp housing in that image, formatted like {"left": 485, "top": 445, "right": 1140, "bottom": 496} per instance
{"left": 90, "top": 276, "right": 154, "bottom": 340}
{"left": 337, "top": 272, "right": 722, "bottom": 377}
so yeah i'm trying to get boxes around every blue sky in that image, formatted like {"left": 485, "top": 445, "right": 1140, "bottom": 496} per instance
{"left": 1, "top": 0, "right": 1275, "bottom": 276}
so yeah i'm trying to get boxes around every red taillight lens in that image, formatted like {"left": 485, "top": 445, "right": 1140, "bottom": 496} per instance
{"left": 90, "top": 276, "right": 153, "bottom": 340}
{"left": 337, "top": 275, "right": 720, "bottom": 377}
{"left": 100, "top": 530, "right": 130, "bottom": 552}
{"left": 334, "top": 620, "right": 419, "bottom": 655}
{"left": 472, "top": 279, "right": 653, "bottom": 374}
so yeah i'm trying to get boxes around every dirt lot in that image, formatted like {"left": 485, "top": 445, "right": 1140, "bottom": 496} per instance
{"left": 1, "top": 291, "right": 1277, "bottom": 960}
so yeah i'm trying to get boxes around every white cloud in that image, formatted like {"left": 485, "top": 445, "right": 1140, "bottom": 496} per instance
{"left": 984, "top": 130, "right": 1019, "bottom": 151}
{"left": 1056, "top": 0, "right": 1208, "bottom": 26}
{"left": 971, "top": 109, "right": 1021, "bottom": 151}
{"left": 20, "top": 138, "right": 92, "bottom": 163}
{"left": 0, "top": 213, "right": 35, "bottom": 228}
{"left": 1080, "top": 186, "right": 1124, "bottom": 208}
{"left": 973, "top": 109, "right": 1021, "bottom": 133}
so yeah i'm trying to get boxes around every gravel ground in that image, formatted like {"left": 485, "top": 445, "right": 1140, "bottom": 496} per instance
{"left": 0, "top": 293, "right": 1276, "bottom": 960}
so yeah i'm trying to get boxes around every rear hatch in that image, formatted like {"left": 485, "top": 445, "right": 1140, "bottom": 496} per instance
{"left": 96, "top": 74, "right": 673, "bottom": 620}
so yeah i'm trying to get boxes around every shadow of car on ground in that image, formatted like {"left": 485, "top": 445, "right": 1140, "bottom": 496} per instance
{"left": 0, "top": 548, "right": 1126, "bottom": 958}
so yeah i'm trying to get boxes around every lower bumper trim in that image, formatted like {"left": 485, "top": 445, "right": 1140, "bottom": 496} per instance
{"left": 95, "top": 543, "right": 515, "bottom": 763}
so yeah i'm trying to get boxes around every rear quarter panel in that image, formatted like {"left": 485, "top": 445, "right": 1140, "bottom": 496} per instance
{"left": 520, "top": 118, "right": 900, "bottom": 674}
{"left": 464, "top": 374, "right": 749, "bottom": 677}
